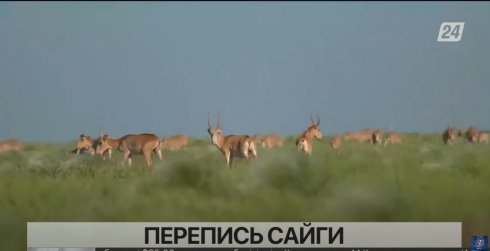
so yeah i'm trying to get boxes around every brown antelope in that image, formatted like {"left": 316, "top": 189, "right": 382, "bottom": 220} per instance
{"left": 330, "top": 134, "right": 342, "bottom": 149}
{"left": 76, "top": 132, "right": 97, "bottom": 154}
{"left": 252, "top": 134, "right": 267, "bottom": 145}
{"left": 442, "top": 126, "right": 457, "bottom": 145}
{"left": 161, "top": 135, "right": 188, "bottom": 151}
{"left": 295, "top": 113, "right": 322, "bottom": 155}
{"left": 260, "top": 134, "right": 283, "bottom": 148}
{"left": 466, "top": 126, "right": 478, "bottom": 143}
{"left": 67, "top": 132, "right": 111, "bottom": 158}
{"left": 207, "top": 113, "right": 257, "bottom": 167}
{"left": 478, "top": 132, "right": 489, "bottom": 143}
{"left": 0, "top": 138, "right": 22, "bottom": 152}
{"left": 96, "top": 133, "right": 162, "bottom": 166}
{"left": 458, "top": 128, "right": 467, "bottom": 137}
{"left": 384, "top": 132, "right": 403, "bottom": 146}
{"left": 345, "top": 130, "right": 373, "bottom": 145}
{"left": 372, "top": 130, "right": 384, "bottom": 145}
{"left": 344, "top": 132, "right": 354, "bottom": 140}
{"left": 297, "top": 131, "right": 315, "bottom": 155}
{"left": 361, "top": 128, "right": 376, "bottom": 134}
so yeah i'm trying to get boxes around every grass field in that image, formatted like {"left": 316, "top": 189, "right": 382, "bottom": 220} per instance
{"left": 1, "top": 134, "right": 489, "bottom": 250}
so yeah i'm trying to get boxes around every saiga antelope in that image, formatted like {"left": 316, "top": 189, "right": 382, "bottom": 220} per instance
{"left": 0, "top": 138, "right": 22, "bottom": 152}
{"left": 68, "top": 132, "right": 112, "bottom": 159}
{"left": 466, "top": 126, "right": 478, "bottom": 143}
{"left": 344, "top": 132, "right": 354, "bottom": 140}
{"left": 75, "top": 132, "right": 97, "bottom": 155}
{"left": 442, "top": 126, "right": 457, "bottom": 145}
{"left": 361, "top": 128, "right": 376, "bottom": 134}
{"left": 359, "top": 129, "right": 376, "bottom": 144}
{"left": 161, "top": 135, "right": 188, "bottom": 151}
{"left": 252, "top": 135, "right": 266, "bottom": 145}
{"left": 295, "top": 113, "right": 322, "bottom": 155}
{"left": 384, "top": 132, "right": 403, "bottom": 146}
{"left": 345, "top": 130, "right": 373, "bottom": 145}
{"left": 207, "top": 112, "right": 257, "bottom": 168}
{"left": 96, "top": 133, "right": 162, "bottom": 166}
{"left": 478, "top": 132, "right": 489, "bottom": 143}
{"left": 255, "top": 134, "right": 283, "bottom": 148}
{"left": 330, "top": 134, "right": 342, "bottom": 149}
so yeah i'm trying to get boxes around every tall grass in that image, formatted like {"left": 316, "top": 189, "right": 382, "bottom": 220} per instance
{"left": 1, "top": 134, "right": 489, "bottom": 250}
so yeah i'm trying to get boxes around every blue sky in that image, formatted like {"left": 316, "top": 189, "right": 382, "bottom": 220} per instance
{"left": 1, "top": 2, "right": 489, "bottom": 142}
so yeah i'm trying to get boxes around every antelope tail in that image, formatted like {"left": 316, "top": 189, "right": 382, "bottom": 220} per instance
{"left": 246, "top": 138, "right": 253, "bottom": 148}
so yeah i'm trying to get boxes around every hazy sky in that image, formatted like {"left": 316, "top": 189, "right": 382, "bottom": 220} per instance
{"left": 1, "top": 2, "right": 489, "bottom": 142}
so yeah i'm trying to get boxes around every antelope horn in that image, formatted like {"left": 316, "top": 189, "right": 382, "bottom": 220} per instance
{"left": 217, "top": 112, "right": 221, "bottom": 129}
{"left": 311, "top": 113, "right": 315, "bottom": 126}
{"left": 317, "top": 112, "right": 320, "bottom": 126}
{"left": 208, "top": 112, "right": 212, "bottom": 129}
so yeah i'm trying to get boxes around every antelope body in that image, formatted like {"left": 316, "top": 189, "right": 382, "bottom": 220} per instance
{"left": 466, "top": 126, "right": 478, "bottom": 143}
{"left": 96, "top": 133, "right": 162, "bottom": 166}
{"left": 295, "top": 113, "right": 322, "bottom": 155}
{"left": 161, "top": 135, "right": 188, "bottom": 151}
{"left": 478, "top": 132, "right": 489, "bottom": 143}
{"left": 361, "top": 128, "right": 376, "bottom": 134}
{"left": 384, "top": 132, "right": 402, "bottom": 146}
{"left": 330, "top": 134, "right": 342, "bottom": 149}
{"left": 442, "top": 126, "right": 457, "bottom": 145}
{"left": 256, "top": 134, "right": 283, "bottom": 148}
{"left": 297, "top": 131, "right": 314, "bottom": 155}
{"left": 0, "top": 138, "right": 22, "bottom": 152}
{"left": 345, "top": 130, "right": 373, "bottom": 144}
{"left": 207, "top": 113, "right": 257, "bottom": 167}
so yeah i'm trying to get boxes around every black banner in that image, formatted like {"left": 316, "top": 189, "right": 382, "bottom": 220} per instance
{"left": 95, "top": 248, "right": 469, "bottom": 251}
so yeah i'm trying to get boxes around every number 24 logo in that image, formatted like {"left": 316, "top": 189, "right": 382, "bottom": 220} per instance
{"left": 437, "top": 22, "right": 465, "bottom": 42}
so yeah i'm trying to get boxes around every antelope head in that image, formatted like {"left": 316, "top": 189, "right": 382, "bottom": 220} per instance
{"left": 344, "top": 132, "right": 352, "bottom": 140}
{"left": 76, "top": 135, "right": 92, "bottom": 150}
{"left": 96, "top": 134, "right": 111, "bottom": 155}
{"left": 307, "top": 113, "right": 322, "bottom": 140}
{"left": 207, "top": 112, "right": 222, "bottom": 146}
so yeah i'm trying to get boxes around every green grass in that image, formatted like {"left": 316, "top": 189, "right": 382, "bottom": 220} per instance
{"left": 1, "top": 134, "right": 489, "bottom": 249}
